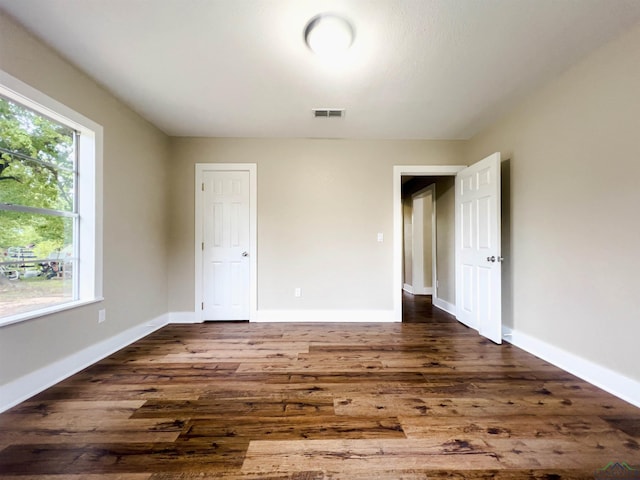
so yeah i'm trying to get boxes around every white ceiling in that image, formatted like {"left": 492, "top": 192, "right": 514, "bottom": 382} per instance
{"left": 2, "top": 0, "right": 640, "bottom": 139}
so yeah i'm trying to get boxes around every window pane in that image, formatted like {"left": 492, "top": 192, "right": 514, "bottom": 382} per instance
{"left": 0, "top": 210, "right": 75, "bottom": 318}
{"left": 0, "top": 96, "right": 75, "bottom": 212}
{"left": 0, "top": 158, "right": 75, "bottom": 212}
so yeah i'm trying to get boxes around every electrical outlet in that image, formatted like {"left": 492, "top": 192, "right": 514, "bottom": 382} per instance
{"left": 294, "top": 288, "right": 301, "bottom": 297}
{"left": 98, "top": 309, "right": 106, "bottom": 323}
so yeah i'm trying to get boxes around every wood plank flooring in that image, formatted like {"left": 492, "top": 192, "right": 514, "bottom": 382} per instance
{"left": 1, "top": 295, "right": 639, "bottom": 479}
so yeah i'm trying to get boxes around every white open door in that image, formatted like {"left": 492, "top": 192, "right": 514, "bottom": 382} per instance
{"left": 455, "top": 152, "right": 502, "bottom": 343}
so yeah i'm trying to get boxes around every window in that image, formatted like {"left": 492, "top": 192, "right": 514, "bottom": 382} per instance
{"left": 0, "top": 71, "right": 102, "bottom": 326}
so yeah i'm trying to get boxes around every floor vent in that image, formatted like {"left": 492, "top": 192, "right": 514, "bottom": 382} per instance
{"left": 312, "top": 109, "right": 345, "bottom": 118}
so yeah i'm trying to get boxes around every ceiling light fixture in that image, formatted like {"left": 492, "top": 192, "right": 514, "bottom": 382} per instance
{"left": 304, "top": 13, "right": 354, "bottom": 56}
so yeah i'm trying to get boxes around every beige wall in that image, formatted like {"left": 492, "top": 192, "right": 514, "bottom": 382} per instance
{"left": 412, "top": 189, "right": 433, "bottom": 291}
{"left": 167, "top": 138, "right": 464, "bottom": 313}
{"left": 422, "top": 194, "right": 433, "bottom": 289}
{"left": 465, "top": 22, "right": 640, "bottom": 381}
{"left": 0, "top": 13, "right": 170, "bottom": 384}
{"left": 402, "top": 199, "right": 413, "bottom": 286}
{"left": 419, "top": 190, "right": 433, "bottom": 290}
{"left": 434, "top": 177, "right": 455, "bottom": 305}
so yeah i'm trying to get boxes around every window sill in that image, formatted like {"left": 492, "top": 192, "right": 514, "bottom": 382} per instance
{"left": 0, "top": 298, "right": 105, "bottom": 328}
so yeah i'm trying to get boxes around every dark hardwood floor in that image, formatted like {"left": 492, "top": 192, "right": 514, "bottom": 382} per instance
{"left": 402, "top": 291, "right": 454, "bottom": 323}
{"left": 1, "top": 295, "right": 639, "bottom": 479}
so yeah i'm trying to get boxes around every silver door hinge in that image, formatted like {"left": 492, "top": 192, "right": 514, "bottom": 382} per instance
{"left": 201, "top": 302, "right": 204, "bottom": 310}
{"left": 202, "top": 183, "right": 205, "bottom": 191}
{"left": 202, "top": 242, "right": 204, "bottom": 251}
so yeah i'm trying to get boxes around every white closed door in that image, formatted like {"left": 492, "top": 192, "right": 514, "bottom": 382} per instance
{"left": 455, "top": 152, "right": 502, "bottom": 343}
{"left": 202, "top": 170, "right": 250, "bottom": 320}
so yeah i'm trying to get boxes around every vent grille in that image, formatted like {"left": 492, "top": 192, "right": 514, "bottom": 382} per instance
{"left": 313, "top": 109, "right": 345, "bottom": 118}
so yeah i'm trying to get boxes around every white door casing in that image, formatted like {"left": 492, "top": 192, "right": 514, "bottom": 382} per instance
{"left": 195, "top": 164, "right": 256, "bottom": 322}
{"left": 455, "top": 152, "right": 502, "bottom": 343}
{"left": 410, "top": 185, "right": 435, "bottom": 296}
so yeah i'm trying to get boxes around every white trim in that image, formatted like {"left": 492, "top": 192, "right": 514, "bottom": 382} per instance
{"left": 255, "top": 310, "right": 396, "bottom": 323}
{"left": 404, "top": 284, "right": 433, "bottom": 296}
{"left": 503, "top": 327, "right": 640, "bottom": 408}
{"left": 393, "top": 165, "right": 466, "bottom": 321}
{"left": 0, "top": 313, "right": 169, "bottom": 413}
{"left": 168, "top": 311, "right": 199, "bottom": 324}
{"left": 0, "top": 70, "right": 102, "bottom": 134}
{"left": 0, "top": 298, "right": 104, "bottom": 328}
{"left": 194, "top": 163, "right": 257, "bottom": 322}
{"left": 433, "top": 297, "right": 456, "bottom": 316}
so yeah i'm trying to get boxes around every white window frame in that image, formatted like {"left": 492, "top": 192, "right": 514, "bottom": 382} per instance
{"left": 0, "top": 69, "right": 103, "bottom": 327}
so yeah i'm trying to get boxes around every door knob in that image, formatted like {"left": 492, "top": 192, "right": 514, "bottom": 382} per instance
{"left": 242, "top": 251, "right": 249, "bottom": 257}
{"left": 487, "top": 256, "right": 496, "bottom": 262}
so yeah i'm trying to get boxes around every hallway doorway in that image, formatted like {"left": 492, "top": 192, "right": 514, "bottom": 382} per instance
{"left": 393, "top": 165, "right": 465, "bottom": 322}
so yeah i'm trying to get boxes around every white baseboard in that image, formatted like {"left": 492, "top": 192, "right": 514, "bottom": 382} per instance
{"left": 0, "top": 313, "right": 170, "bottom": 413}
{"left": 403, "top": 285, "right": 433, "bottom": 296}
{"left": 432, "top": 297, "right": 456, "bottom": 316}
{"left": 503, "top": 326, "right": 640, "bottom": 408}
{"left": 255, "top": 309, "right": 397, "bottom": 323}
{"left": 169, "top": 311, "right": 199, "bottom": 324}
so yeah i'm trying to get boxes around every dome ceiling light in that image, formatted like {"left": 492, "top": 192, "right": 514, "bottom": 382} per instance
{"left": 304, "top": 13, "right": 355, "bottom": 56}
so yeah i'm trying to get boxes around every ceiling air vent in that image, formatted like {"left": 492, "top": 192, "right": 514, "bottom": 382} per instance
{"left": 312, "top": 108, "right": 345, "bottom": 118}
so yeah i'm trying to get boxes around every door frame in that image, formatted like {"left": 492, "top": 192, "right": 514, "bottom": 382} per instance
{"left": 195, "top": 163, "right": 257, "bottom": 322}
{"left": 393, "top": 165, "right": 466, "bottom": 321}
{"left": 408, "top": 184, "right": 436, "bottom": 296}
